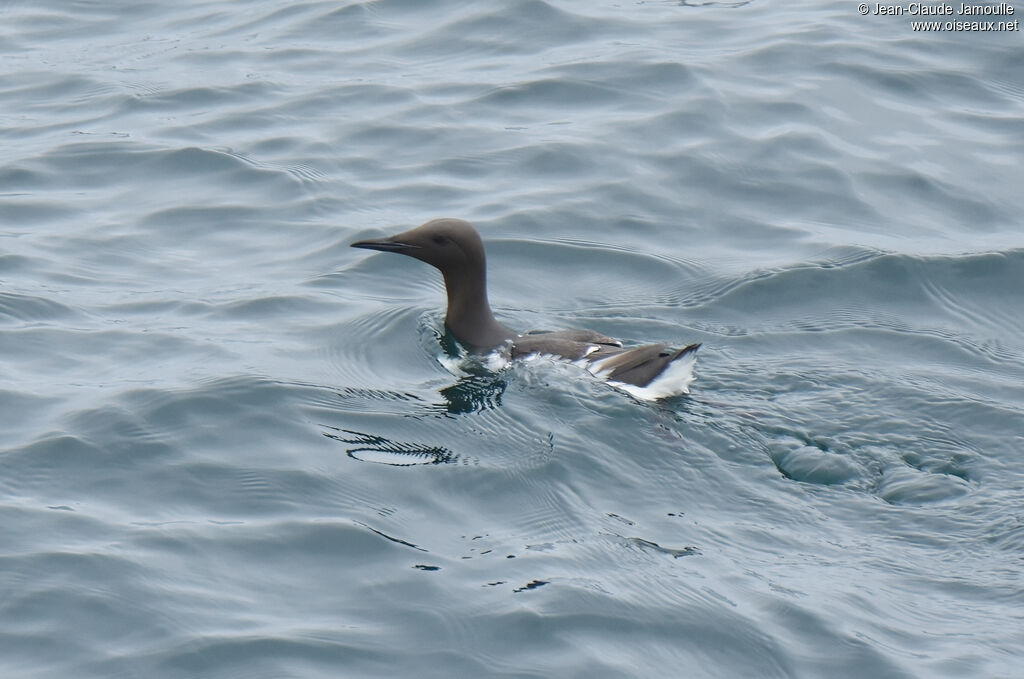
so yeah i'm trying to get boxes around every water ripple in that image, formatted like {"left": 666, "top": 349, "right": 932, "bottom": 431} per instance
{"left": 2, "top": 0, "right": 1023, "bottom": 676}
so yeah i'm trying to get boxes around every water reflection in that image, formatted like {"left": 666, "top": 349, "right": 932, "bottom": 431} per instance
{"left": 437, "top": 373, "right": 507, "bottom": 415}
{"left": 434, "top": 326, "right": 509, "bottom": 414}
{"left": 323, "top": 426, "right": 457, "bottom": 466}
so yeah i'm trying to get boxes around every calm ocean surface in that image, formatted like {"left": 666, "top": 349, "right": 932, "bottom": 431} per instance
{"left": 2, "top": 0, "right": 1023, "bottom": 677}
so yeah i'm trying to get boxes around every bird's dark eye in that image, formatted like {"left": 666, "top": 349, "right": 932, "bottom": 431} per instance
{"left": 432, "top": 235, "right": 448, "bottom": 245}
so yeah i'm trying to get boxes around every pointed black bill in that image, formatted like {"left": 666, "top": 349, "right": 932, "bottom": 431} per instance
{"left": 350, "top": 237, "right": 419, "bottom": 253}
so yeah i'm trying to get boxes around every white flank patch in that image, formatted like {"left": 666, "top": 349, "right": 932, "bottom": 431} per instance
{"left": 606, "top": 350, "right": 698, "bottom": 401}
{"left": 563, "top": 350, "right": 699, "bottom": 401}
{"left": 438, "top": 344, "right": 697, "bottom": 401}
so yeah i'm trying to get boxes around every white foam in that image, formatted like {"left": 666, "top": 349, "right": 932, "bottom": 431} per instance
{"left": 437, "top": 345, "right": 511, "bottom": 376}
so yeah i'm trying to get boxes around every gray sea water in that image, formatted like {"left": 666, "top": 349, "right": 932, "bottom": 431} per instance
{"left": 2, "top": 0, "right": 1023, "bottom": 677}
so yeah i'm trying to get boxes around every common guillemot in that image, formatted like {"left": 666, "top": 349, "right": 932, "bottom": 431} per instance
{"left": 351, "top": 218, "right": 700, "bottom": 400}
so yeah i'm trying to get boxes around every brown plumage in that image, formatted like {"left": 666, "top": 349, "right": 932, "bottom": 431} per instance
{"left": 352, "top": 218, "right": 700, "bottom": 396}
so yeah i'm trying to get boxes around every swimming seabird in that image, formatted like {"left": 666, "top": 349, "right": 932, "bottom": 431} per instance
{"left": 351, "top": 218, "right": 700, "bottom": 400}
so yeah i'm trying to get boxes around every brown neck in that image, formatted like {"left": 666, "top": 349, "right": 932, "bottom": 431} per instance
{"left": 442, "top": 266, "right": 514, "bottom": 353}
